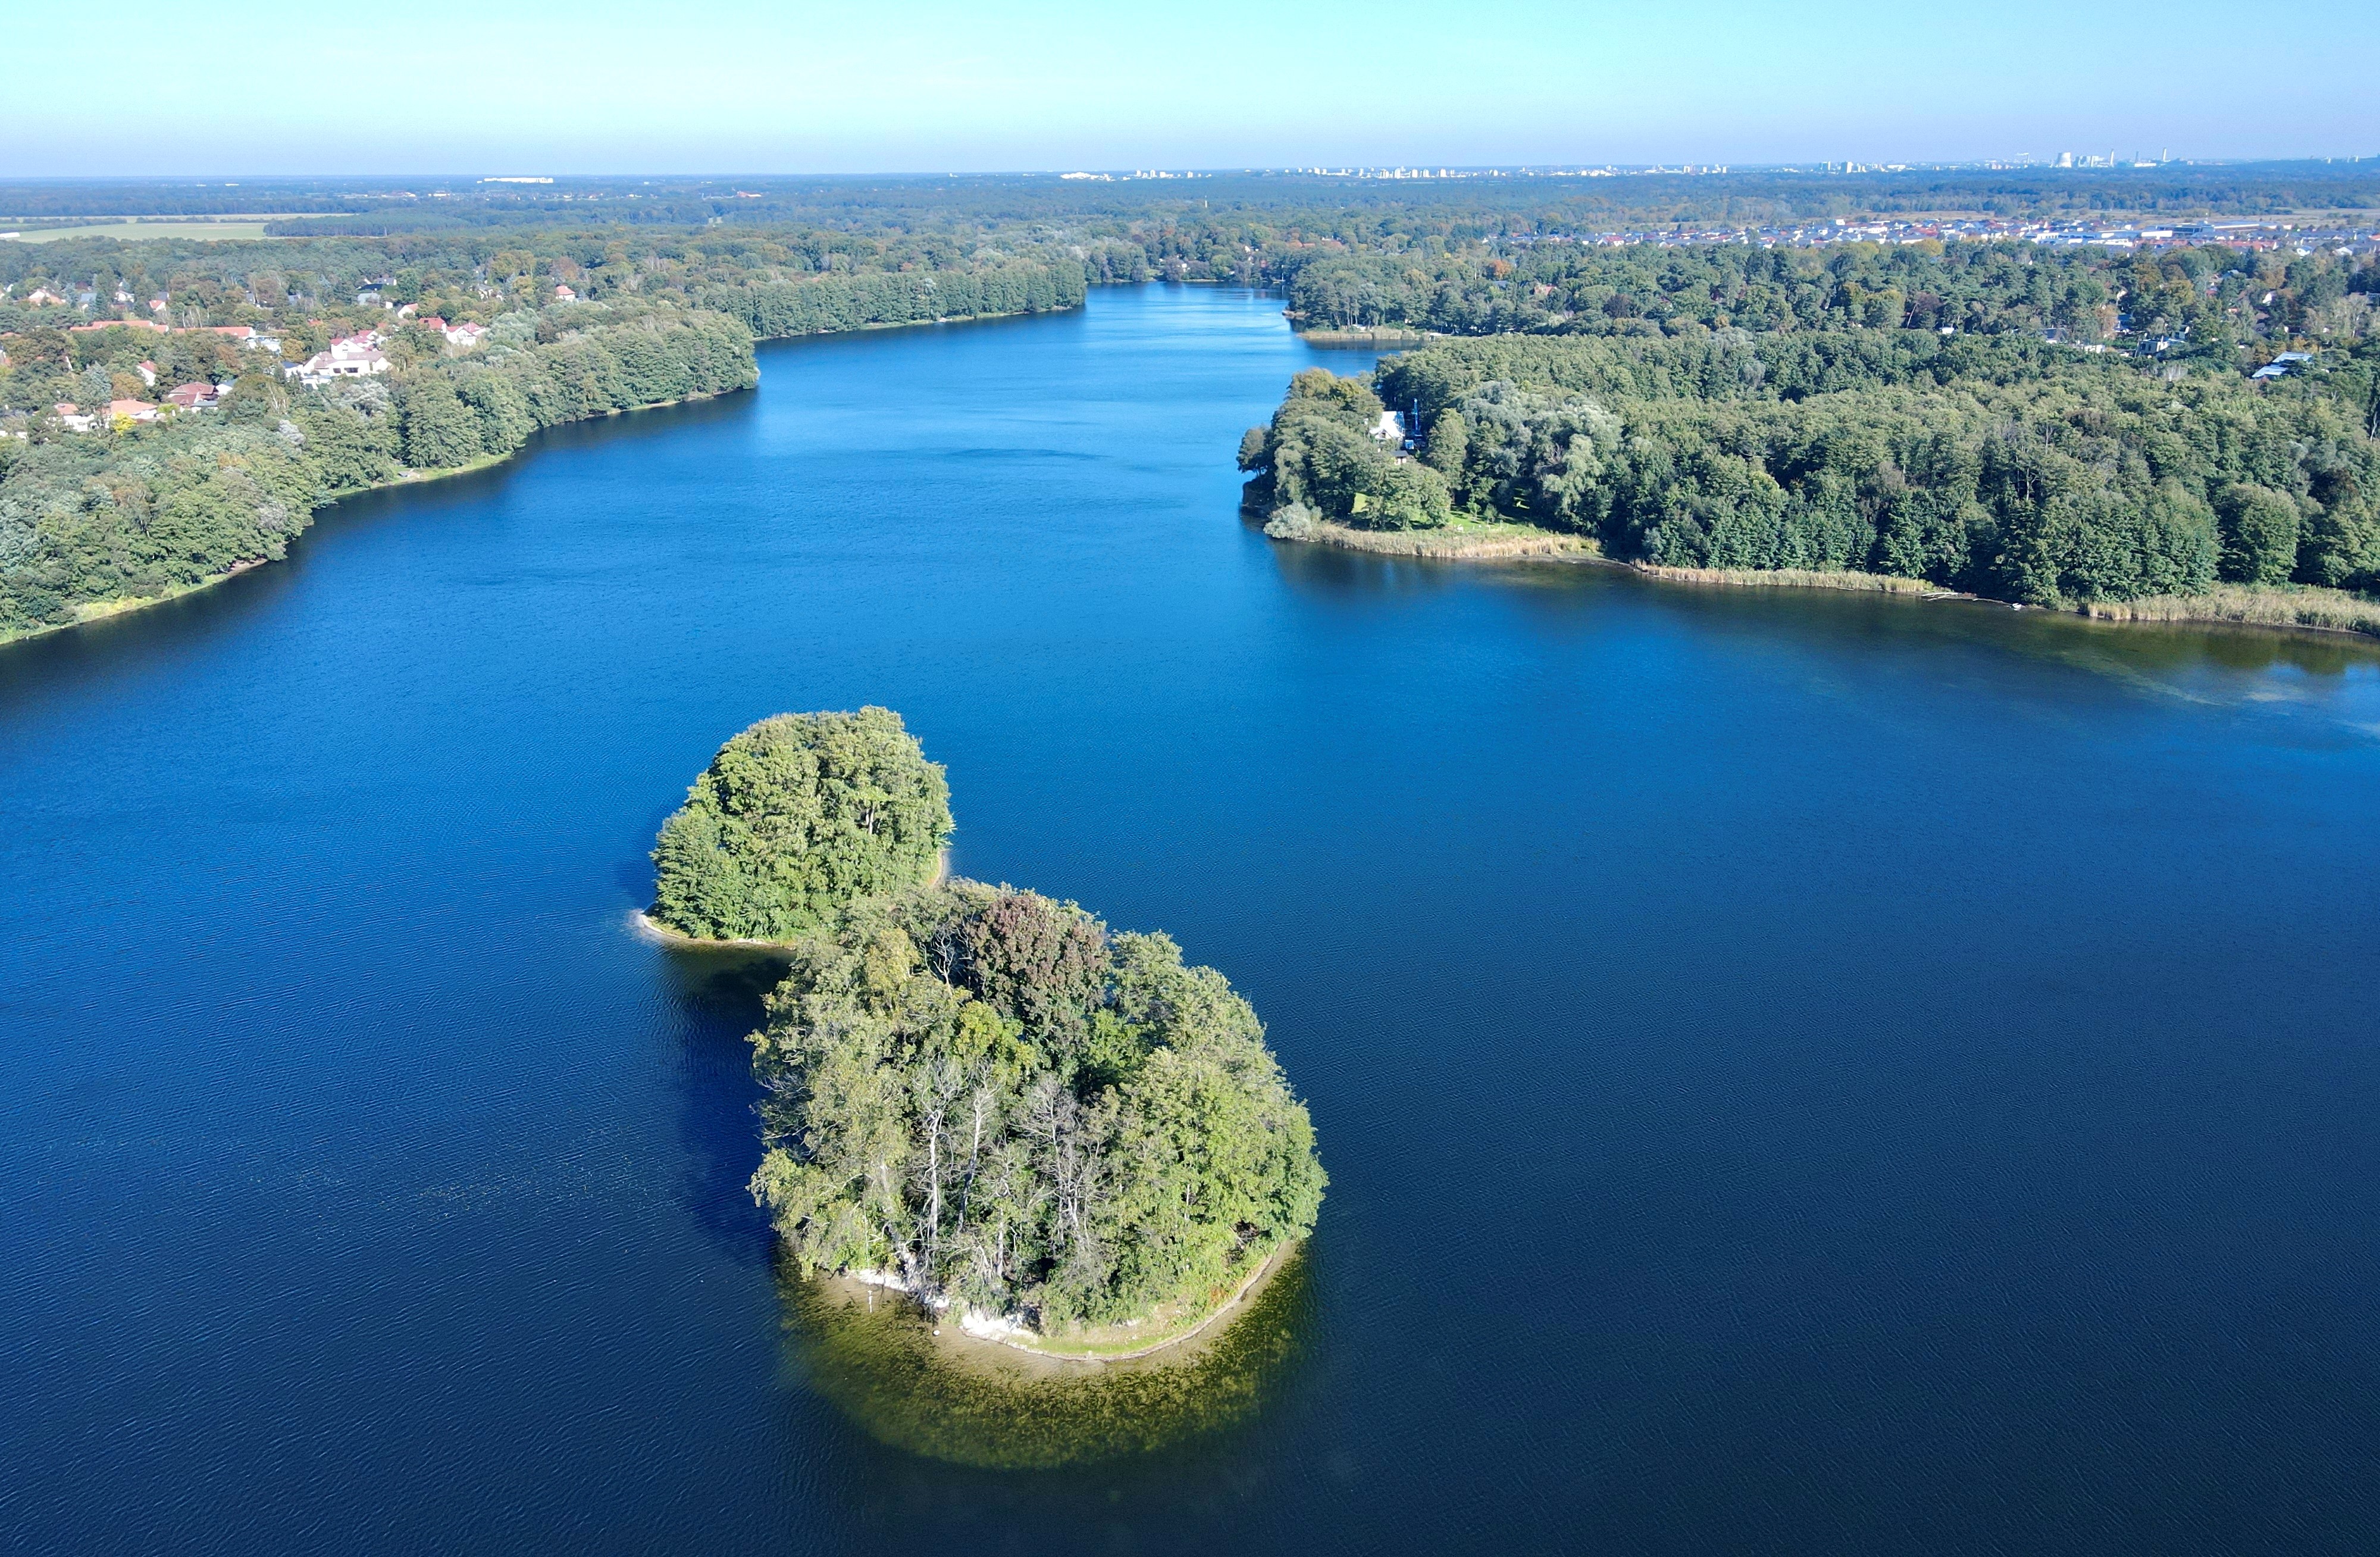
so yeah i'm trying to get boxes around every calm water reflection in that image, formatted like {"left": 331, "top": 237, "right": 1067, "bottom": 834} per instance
{"left": 5, "top": 286, "right": 2379, "bottom": 1556}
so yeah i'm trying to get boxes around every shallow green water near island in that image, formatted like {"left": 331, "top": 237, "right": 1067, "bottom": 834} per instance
{"left": 7, "top": 286, "right": 2380, "bottom": 1555}
{"left": 784, "top": 1249, "right": 1313, "bottom": 1468}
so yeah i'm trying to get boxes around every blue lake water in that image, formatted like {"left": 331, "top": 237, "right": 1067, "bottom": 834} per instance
{"left": 5, "top": 284, "right": 2379, "bottom": 1555}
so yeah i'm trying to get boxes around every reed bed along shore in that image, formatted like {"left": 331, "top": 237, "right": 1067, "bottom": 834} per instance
{"left": 2077, "top": 583, "right": 2380, "bottom": 637}
{"left": 1291, "top": 521, "right": 2380, "bottom": 640}
{"left": 1626, "top": 564, "right": 1940, "bottom": 596}
{"left": 1305, "top": 519, "right": 1595, "bottom": 559}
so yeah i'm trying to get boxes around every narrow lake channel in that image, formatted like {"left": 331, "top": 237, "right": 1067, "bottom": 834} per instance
{"left": 5, "top": 284, "right": 2378, "bottom": 1555}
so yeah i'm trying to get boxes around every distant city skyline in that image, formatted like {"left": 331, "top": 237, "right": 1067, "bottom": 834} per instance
{"left": 1, "top": 0, "right": 2372, "bottom": 176}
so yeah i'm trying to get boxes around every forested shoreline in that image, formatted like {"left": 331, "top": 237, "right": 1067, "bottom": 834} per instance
{"left": 1282, "top": 236, "right": 2379, "bottom": 345}
{"left": 0, "top": 298, "right": 757, "bottom": 642}
{"left": 649, "top": 711, "right": 1326, "bottom": 1350}
{"left": 1243, "top": 240, "right": 2380, "bottom": 623}
{"left": 14, "top": 194, "right": 2380, "bottom": 643}
{"left": 0, "top": 221, "right": 1094, "bottom": 644}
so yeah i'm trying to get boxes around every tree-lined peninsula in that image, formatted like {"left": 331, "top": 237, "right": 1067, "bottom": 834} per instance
{"left": 647, "top": 710, "right": 1324, "bottom": 1350}
{"left": 1242, "top": 239, "right": 2380, "bottom": 631}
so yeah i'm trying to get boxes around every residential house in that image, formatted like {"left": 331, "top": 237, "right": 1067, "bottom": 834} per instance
{"left": 1369, "top": 409, "right": 1407, "bottom": 444}
{"left": 136, "top": 361, "right": 157, "bottom": 387}
{"left": 26, "top": 287, "right": 64, "bottom": 305}
{"left": 105, "top": 398, "right": 159, "bottom": 423}
{"left": 553, "top": 284, "right": 577, "bottom": 301}
{"left": 287, "top": 330, "right": 393, "bottom": 386}
{"left": 53, "top": 402, "right": 95, "bottom": 432}
{"left": 165, "top": 382, "right": 224, "bottom": 411}
{"left": 444, "top": 321, "right": 488, "bottom": 349}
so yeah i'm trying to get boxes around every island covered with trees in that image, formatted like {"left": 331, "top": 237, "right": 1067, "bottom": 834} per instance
{"left": 1242, "top": 240, "right": 2380, "bottom": 633}
{"left": 647, "top": 709, "right": 1325, "bottom": 1354}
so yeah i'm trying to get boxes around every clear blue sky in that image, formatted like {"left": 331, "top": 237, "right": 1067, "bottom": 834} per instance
{"left": 5, "top": 0, "right": 2373, "bottom": 175}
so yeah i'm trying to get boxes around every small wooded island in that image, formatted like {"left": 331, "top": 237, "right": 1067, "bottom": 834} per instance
{"left": 649, "top": 709, "right": 1325, "bottom": 1356}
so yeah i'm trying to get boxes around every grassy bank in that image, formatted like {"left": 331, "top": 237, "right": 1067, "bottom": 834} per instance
{"left": 1302, "top": 517, "right": 1596, "bottom": 559}
{"left": 1289, "top": 518, "right": 2380, "bottom": 640}
{"left": 1635, "top": 564, "right": 2380, "bottom": 637}
{"left": 1294, "top": 326, "right": 1438, "bottom": 347}
{"left": 2077, "top": 583, "right": 2380, "bottom": 637}
{"left": 1627, "top": 563, "right": 1940, "bottom": 595}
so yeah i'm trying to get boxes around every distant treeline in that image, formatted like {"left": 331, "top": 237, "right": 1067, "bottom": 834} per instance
{"left": 1244, "top": 331, "right": 2380, "bottom": 605}
{"left": 11, "top": 165, "right": 2380, "bottom": 329}
{"left": 7, "top": 164, "right": 2378, "bottom": 232}
{"left": 698, "top": 258, "right": 1085, "bottom": 337}
{"left": 0, "top": 299, "right": 755, "bottom": 641}
{"left": 0, "top": 227, "right": 1093, "bottom": 346}
{"left": 1286, "top": 240, "right": 2380, "bottom": 351}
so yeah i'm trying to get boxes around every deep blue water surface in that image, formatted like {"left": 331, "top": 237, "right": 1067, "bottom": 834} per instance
{"left": 6, "top": 286, "right": 2380, "bottom": 1555}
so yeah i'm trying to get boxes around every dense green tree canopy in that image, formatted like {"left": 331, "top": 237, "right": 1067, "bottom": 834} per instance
{"left": 1246, "top": 330, "right": 2380, "bottom": 605}
{"left": 0, "top": 297, "right": 757, "bottom": 640}
{"left": 647, "top": 706, "right": 1324, "bottom": 1339}
{"left": 750, "top": 880, "right": 1324, "bottom": 1333}
{"left": 650, "top": 709, "right": 954, "bottom": 941}
{"left": 1283, "top": 238, "right": 2377, "bottom": 355}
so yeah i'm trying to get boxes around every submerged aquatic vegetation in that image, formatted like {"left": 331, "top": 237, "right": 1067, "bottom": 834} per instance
{"left": 778, "top": 1243, "right": 1315, "bottom": 1468}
